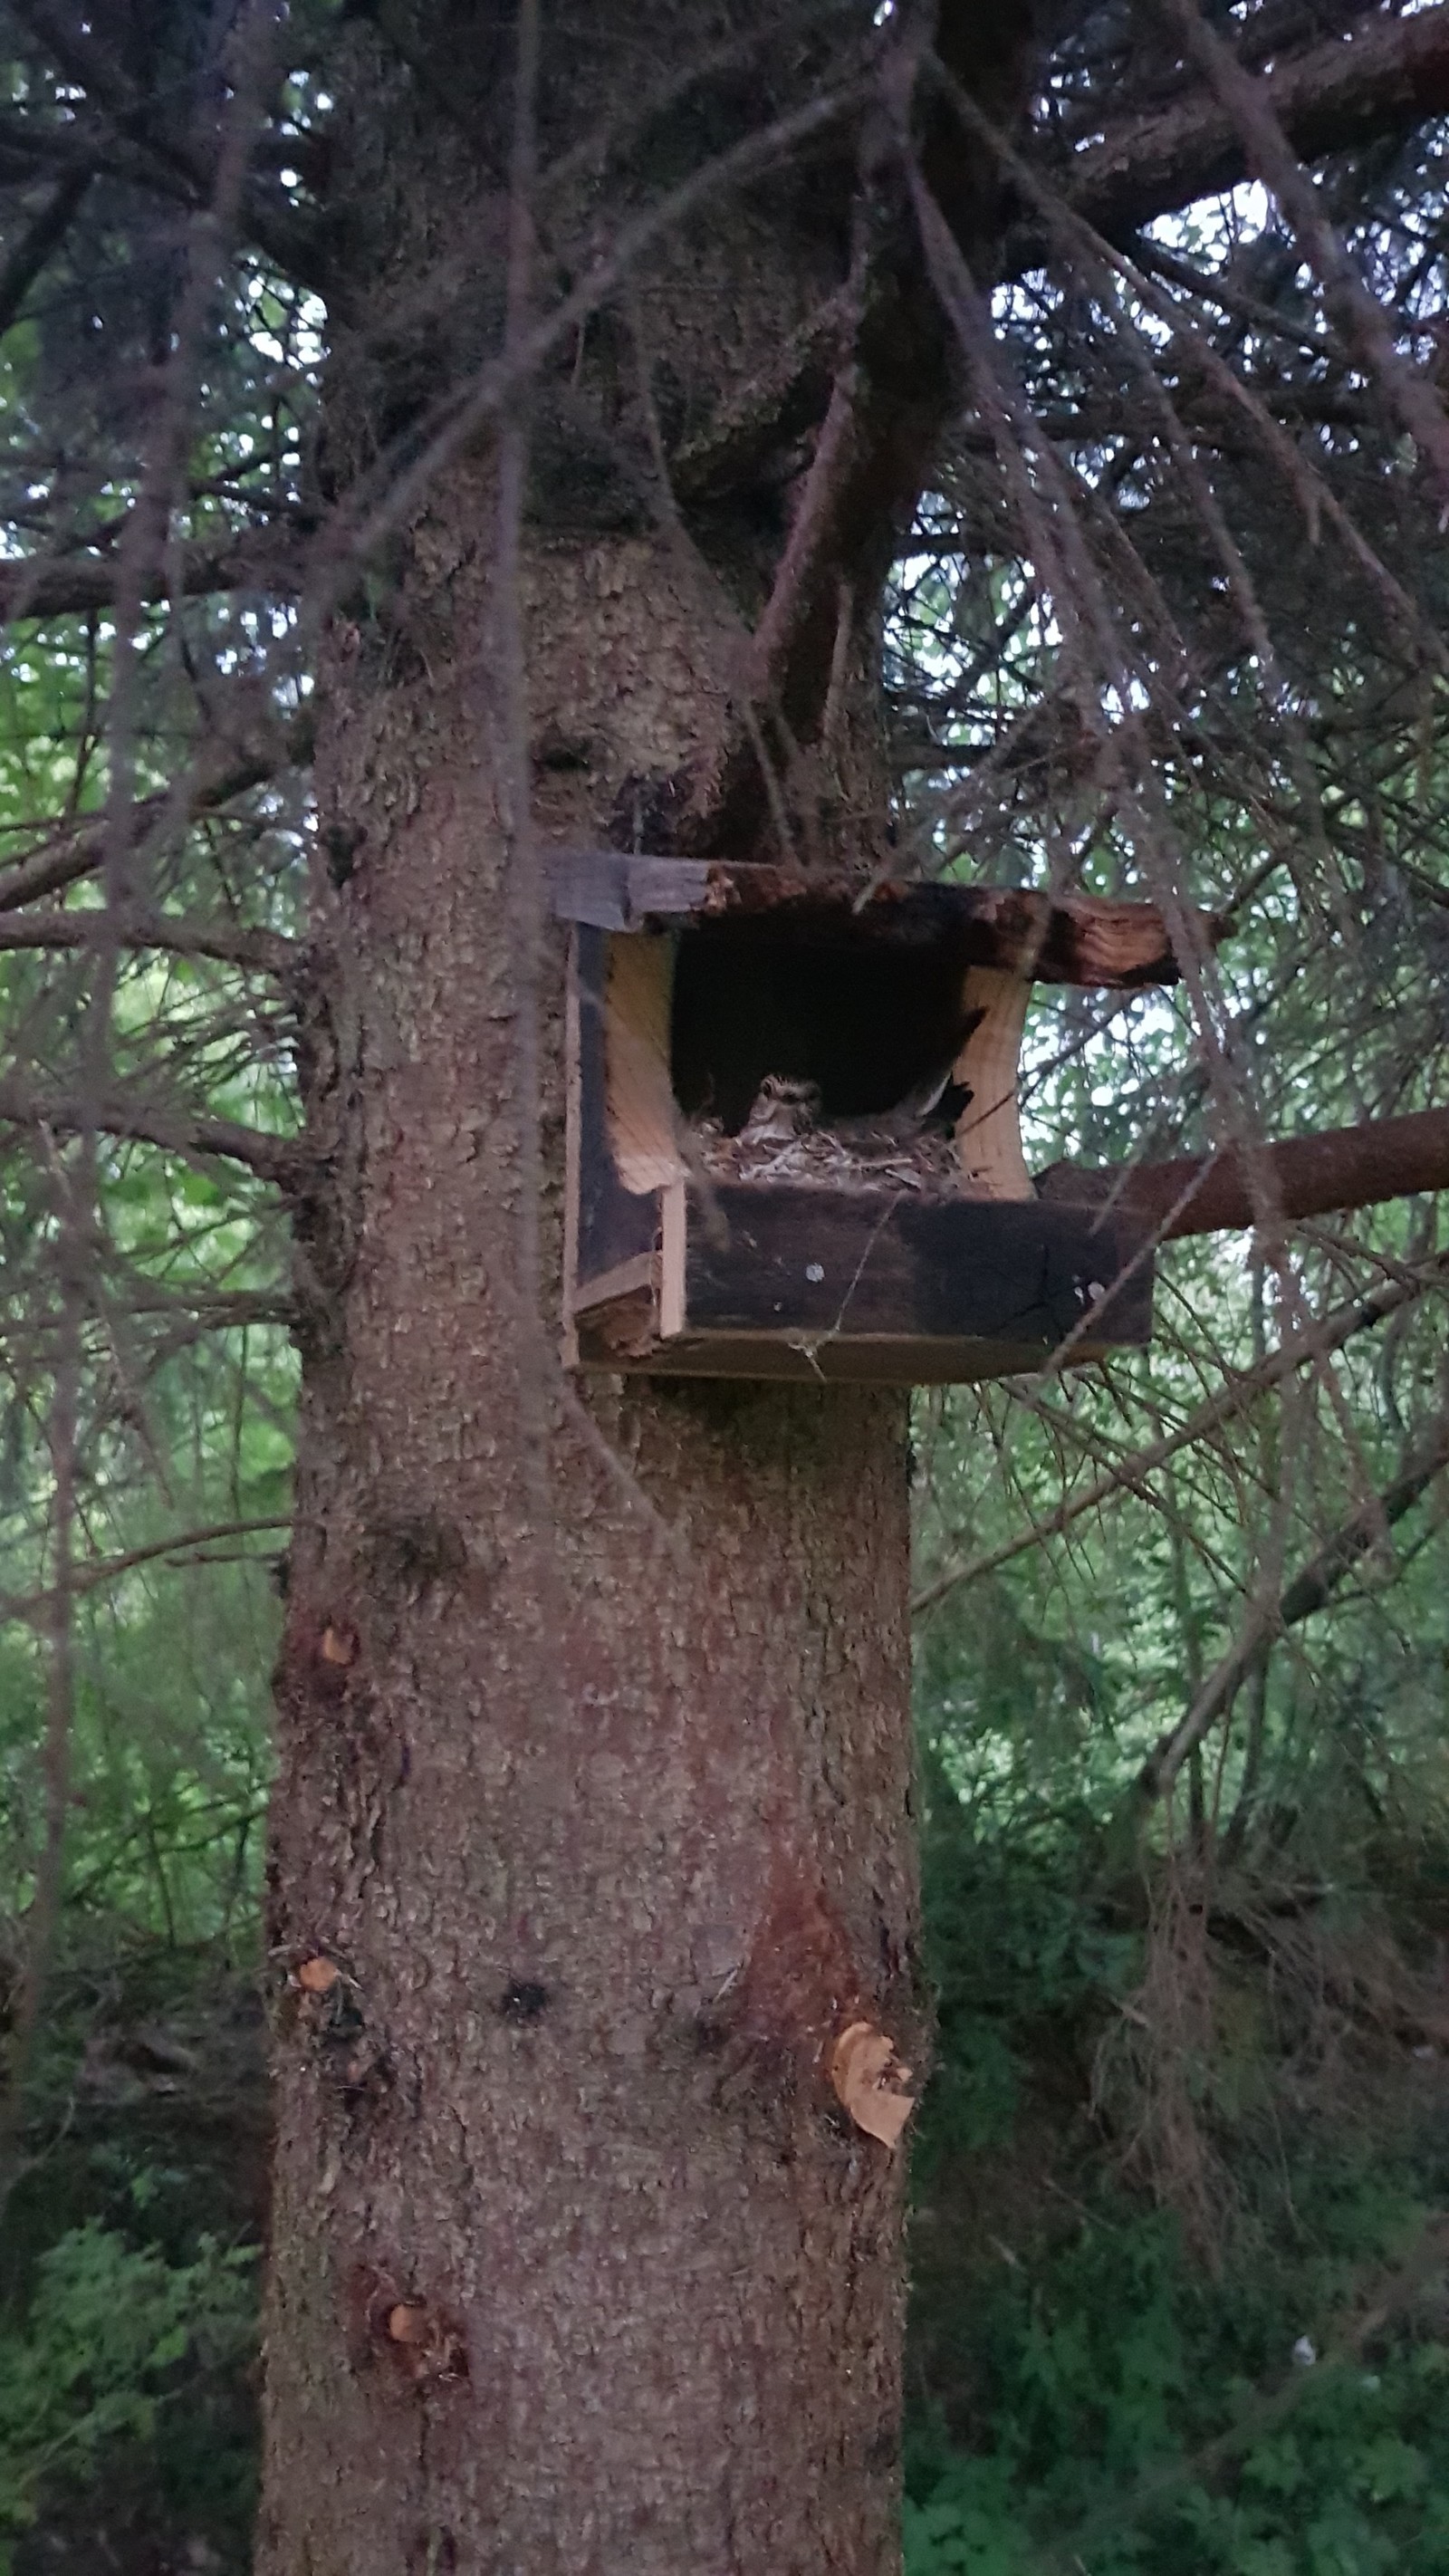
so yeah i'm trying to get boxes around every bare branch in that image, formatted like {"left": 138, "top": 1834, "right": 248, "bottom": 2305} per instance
{"left": 1157, "top": 0, "right": 1449, "bottom": 496}
{"left": 0, "top": 1514, "right": 294, "bottom": 1631}
{"left": 0, "top": 167, "right": 90, "bottom": 339}
{"left": 5, "top": 0, "right": 330, "bottom": 292}
{"left": 1041, "top": 1107, "right": 1449, "bottom": 1240}
{"left": 1021, "top": 2, "right": 1449, "bottom": 268}
{"left": 0, "top": 525, "right": 304, "bottom": 625}
{"left": 0, "top": 910, "right": 302, "bottom": 976}
{"left": 707, "top": 5, "right": 1449, "bottom": 509}
{"left": 0, "top": 1077, "right": 304, "bottom": 1187}
{"left": 0, "top": 1285, "right": 294, "bottom": 1345}
{"left": 1129, "top": 1399, "right": 1449, "bottom": 1817}
{"left": 0, "top": 712, "right": 312, "bottom": 913}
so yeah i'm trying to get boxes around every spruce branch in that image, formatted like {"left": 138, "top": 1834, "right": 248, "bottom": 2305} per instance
{"left": 0, "top": 1079, "right": 305, "bottom": 1187}
{"left": 0, "top": 912, "right": 302, "bottom": 976}
{"left": 0, "top": 714, "right": 313, "bottom": 914}
{"left": 0, "top": 1516, "right": 295, "bottom": 1631}
{"left": 0, "top": 527, "right": 305, "bottom": 625}
{"left": 1026, "top": 1, "right": 1449, "bottom": 268}
{"left": 0, "top": 168, "right": 91, "bottom": 339}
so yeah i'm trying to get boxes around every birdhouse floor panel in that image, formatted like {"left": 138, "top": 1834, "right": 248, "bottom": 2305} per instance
{"left": 567, "top": 1182, "right": 1153, "bottom": 1386}
{"left": 570, "top": 1328, "right": 1126, "bottom": 1388}
{"left": 683, "top": 1183, "right": 1151, "bottom": 1352}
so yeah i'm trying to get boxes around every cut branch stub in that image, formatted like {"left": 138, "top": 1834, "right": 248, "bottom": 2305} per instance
{"left": 829, "top": 2020, "right": 916, "bottom": 2151}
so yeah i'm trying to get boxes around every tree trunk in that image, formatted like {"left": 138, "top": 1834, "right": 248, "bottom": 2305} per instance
{"left": 253, "top": 10, "right": 916, "bottom": 2565}
{"left": 256, "top": 8, "right": 1022, "bottom": 2566}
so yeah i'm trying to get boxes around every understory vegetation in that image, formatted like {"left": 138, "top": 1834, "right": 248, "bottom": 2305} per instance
{"left": 905, "top": 1651, "right": 1449, "bottom": 2576}
{"left": 6, "top": 1654, "right": 1449, "bottom": 2576}
{"left": 5, "top": 1335, "right": 1449, "bottom": 2573}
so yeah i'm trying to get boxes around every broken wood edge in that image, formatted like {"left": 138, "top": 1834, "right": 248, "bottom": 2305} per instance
{"left": 552, "top": 854, "right": 1223, "bottom": 989}
{"left": 568, "top": 1252, "right": 658, "bottom": 1321}
{"left": 568, "top": 1212, "right": 683, "bottom": 1367}
{"left": 572, "top": 1284, "right": 660, "bottom": 1361}
{"left": 953, "top": 966, "right": 1033, "bottom": 1201}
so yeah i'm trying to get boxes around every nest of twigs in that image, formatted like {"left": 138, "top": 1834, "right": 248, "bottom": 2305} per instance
{"left": 689, "top": 1116, "right": 964, "bottom": 1195}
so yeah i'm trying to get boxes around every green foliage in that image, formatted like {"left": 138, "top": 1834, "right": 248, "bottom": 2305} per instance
{"left": 907, "top": 1764, "right": 1449, "bottom": 2576}
{"left": 0, "top": 2213, "right": 257, "bottom": 2570}
{"left": 914, "top": 1776, "right": 1138, "bottom": 2167}
{"left": 906, "top": 2209, "right": 1449, "bottom": 2576}
{"left": 0, "top": 1550, "right": 281, "bottom": 1946}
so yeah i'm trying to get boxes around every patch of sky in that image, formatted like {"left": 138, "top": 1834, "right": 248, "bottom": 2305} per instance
{"left": 1146, "top": 179, "right": 1273, "bottom": 260}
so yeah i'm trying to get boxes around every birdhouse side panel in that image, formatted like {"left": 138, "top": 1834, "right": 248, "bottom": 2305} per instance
{"left": 569, "top": 926, "right": 663, "bottom": 1292}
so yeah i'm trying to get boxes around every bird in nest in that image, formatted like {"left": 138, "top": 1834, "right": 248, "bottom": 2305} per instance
{"left": 706, "top": 1065, "right": 971, "bottom": 1190}
{"left": 739, "top": 1064, "right": 971, "bottom": 1153}
{"left": 738, "top": 1074, "right": 825, "bottom": 1144}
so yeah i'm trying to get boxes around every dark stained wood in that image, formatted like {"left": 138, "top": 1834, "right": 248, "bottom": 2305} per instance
{"left": 552, "top": 855, "right": 1220, "bottom": 989}
{"left": 571, "top": 1184, "right": 1156, "bottom": 1383}
{"left": 1037, "top": 1108, "right": 1449, "bottom": 1240}
{"left": 683, "top": 1184, "right": 1153, "bottom": 1349}
{"left": 572, "top": 1325, "right": 1108, "bottom": 1385}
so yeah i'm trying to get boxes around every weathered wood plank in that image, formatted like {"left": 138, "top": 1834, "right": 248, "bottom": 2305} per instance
{"left": 551, "top": 851, "right": 712, "bottom": 931}
{"left": 681, "top": 1184, "right": 1154, "bottom": 1350}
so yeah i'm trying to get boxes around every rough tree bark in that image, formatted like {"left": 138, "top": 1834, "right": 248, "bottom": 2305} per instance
{"left": 257, "top": 6, "right": 1037, "bottom": 2568}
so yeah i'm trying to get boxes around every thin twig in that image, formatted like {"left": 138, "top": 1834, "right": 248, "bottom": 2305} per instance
{"left": 0, "top": 1514, "right": 294, "bottom": 1630}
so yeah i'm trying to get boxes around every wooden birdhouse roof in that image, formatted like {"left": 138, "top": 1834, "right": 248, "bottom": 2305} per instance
{"left": 551, "top": 851, "right": 1220, "bottom": 988}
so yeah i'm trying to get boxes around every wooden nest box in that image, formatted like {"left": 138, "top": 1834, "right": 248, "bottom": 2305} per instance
{"left": 556, "top": 854, "right": 1211, "bottom": 1385}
